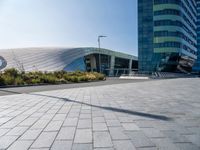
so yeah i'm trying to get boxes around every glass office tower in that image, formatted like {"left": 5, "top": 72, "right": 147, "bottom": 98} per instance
{"left": 193, "top": 0, "right": 200, "bottom": 73}
{"left": 138, "top": 0, "right": 197, "bottom": 73}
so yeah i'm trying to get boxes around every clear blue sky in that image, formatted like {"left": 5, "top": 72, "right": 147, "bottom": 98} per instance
{"left": 0, "top": 0, "right": 138, "bottom": 55}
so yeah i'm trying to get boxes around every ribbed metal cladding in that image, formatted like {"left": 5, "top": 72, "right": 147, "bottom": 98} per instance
{"left": 0, "top": 47, "right": 137, "bottom": 72}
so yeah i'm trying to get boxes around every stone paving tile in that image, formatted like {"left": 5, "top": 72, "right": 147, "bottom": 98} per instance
{"left": 151, "top": 138, "right": 180, "bottom": 150}
{"left": 63, "top": 117, "right": 78, "bottom": 126}
{"left": 44, "top": 120, "right": 63, "bottom": 131}
{"left": 109, "top": 127, "right": 129, "bottom": 140}
{"left": 30, "top": 119, "right": 50, "bottom": 129}
{"left": 31, "top": 132, "right": 57, "bottom": 148}
{"left": 93, "top": 123, "right": 108, "bottom": 131}
{"left": 125, "top": 131, "right": 156, "bottom": 148}
{"left": 56, "top": 127, "right": 76, "bottom": 140}
{"left": 94, "top": 148, "right": 114, "bottom": 150}
{"left": 52, "top": 114, "right": 66, "bottom": 121}
{"left": 72, "top": 144, "right": 93, "bottom": 150}
{"left": 122, "top": 123, "right": 140, "bottom": 131}
{"left": 0, "top": 78, "right": 200, "bottom": 149}
{"left": 77, "top": 119, "right": 92, "bottom": 129}
{"left": 7, "top": 140, "right": 33, "bottom": 150}
{"left": 6, "top": 126, "right": 28, "bottom": 136}
{"left": 19, "top": 117, "right": 38, "bottom": 126}
{"left": 174, "top": 143, "right": 200, "bottom": 150}
{"left": 141, "top": 127, "right": 165, "bottom": 138}
{"left": 184, "top": 134, "right": 200, "bottom": 147}
{"left": 0, "top": 128, "right": 9, "bottom": 136}
{"left": 74, "top": 129, "right": 92, "bottom": 143}
{"left": 162, "top": 130, "right": 191, "bottom": 143}
{"left": 113, "top": 140, "right": 136, "bottom": 150}
{"left": 20, "top": 129, "right": 42, "bottom": 140}
{"left": 93, "top": 132, "right": 113, "bottom": 148}
{"left": 0, "top": 135, "right": 19, "bottom": 149}
{"left": 93, "top": 117, "right": 105, "bottom": 123}
{"left": 106, "top": 119, "right": 121, "bottom": 127}
{"left": 51, "top": 140, "right": 73, "bottom": 150}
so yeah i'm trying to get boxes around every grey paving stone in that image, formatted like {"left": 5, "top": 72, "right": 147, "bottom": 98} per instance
{"left": 77, "top": 119, "right": 91, "bottom": 129}
{"left": 20, "top": 129, "right": 42, "bottom": 140}
{"left": 63, "top": 117, "right": 78, "bottom": 126}
{"left": 52, "top": 114, "right": 66, "bottom": 121}
{"left": 151, "top": 138, "right": 180, "bottom": 150}
{"left": 106, "top": 119, "right": 121, "bottom": 127}
{"left": 136, "top": 147, "right": 157, "bottom": 150}
{"left": 72, "top": 144, "right": 93, "bottom": 150}
{"left": 104, "top": 113, "right": 117, "bottom": 120}
{"left": 118, "top": 117, "right": 134, "bottom": 123}
{"left": 0, "top": 136, "right": 18, "bottom": 149}
{"left": 93, "top": 117, "right": 105, "bottom": 123}
{"left": 93, "top": 123, "right": 108, "bottom": 131}
{"left": 56, "top": 127, "right": 76, "bottom": 140}
{"left": 93, "top": 132, "right": 113, "bottom": 148}
{"left": 175, "top": 143, "right": 200, "bottom": 150}
{"left": 7, "top": 140, "right": 33, "bottom": 150}
{"left": 122, "top": 123, "right": 140, "bottom": 131}
{"left": 0, "top": 78, "right": 200, "bottom": 149}
{"left": 68, "top": 112, "right": 79, "bottom": 117}
{"left": 79, "top": 114, "right": 91, "bottom": 119}
{"left": 141, "top": 127, "right": 165, "bottom": 138}
{"left": 113, "top": 140, "right": 136, "bottom": 150}
{"left": 44, "top": 120, "right": 63, "bottom": 131}
{"left": 0, "top": 120, "right": 21, "bottom": 129}
{"left": 6, "top": 126, "right": 28, "bottom": 136}
{"left": 0, "top": 128, "right": 9, "bottom": 136}
{"left": 51, "top": 140, "right": 72, "bottom": 150}
{"left": 19, "top": 117, "right": 38, "bottom": 126}
{"left": 94, "top": 148, "right": 114, "bottom": 150}
{"left": 184, "top": 134, "right": 200, "bottom": 147}
{"left": 109, "top": 127, "right": 129, "bottom": 140}
{"left": 162, "top": 130, "right": 190, "bottom": 143}
{"left": 40, "top": 114, "right": 55, "bottom": 120}
{"left": 31, "top": 132, "right": 57, "bottom": 148}
{"left": 30, "top": 119, "right": 50, "bottom": 129}
{"left": 74, "top": 129, "right": 92, "bottom": 143}
{"left": 29, "top": 148, "right": 49, "bottom": 150}
{"left": 125, "top": 131, "right": 155, "bottom": 148}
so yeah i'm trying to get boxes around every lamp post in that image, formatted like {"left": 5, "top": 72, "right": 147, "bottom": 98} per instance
{"left": 98, "top": 35, "right": 107, "bottom": 73}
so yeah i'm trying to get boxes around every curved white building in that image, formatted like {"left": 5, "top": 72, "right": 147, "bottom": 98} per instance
{"left": 0, "top": 47, "right": 137, "bottom": 76}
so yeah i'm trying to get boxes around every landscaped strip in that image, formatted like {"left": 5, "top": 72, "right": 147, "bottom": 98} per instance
{"left": 0, "top": 68, "right": 105, "bottom": 86}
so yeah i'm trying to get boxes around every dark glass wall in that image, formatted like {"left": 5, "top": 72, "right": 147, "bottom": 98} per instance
{"left": 138, "top": 0, "right": 155, "bottom": 73}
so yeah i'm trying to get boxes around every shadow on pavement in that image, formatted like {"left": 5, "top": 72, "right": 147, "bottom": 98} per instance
{"left": 31, "top": 93, "right": 172, "bottom": 121}
{"left": 0, "top": 89, "right": 22, "bottom": 95}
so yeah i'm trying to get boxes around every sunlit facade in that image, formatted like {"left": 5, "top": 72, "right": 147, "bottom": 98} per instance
{"left": 0, "top": 47, "right": 137, "bottom": 76}
{"left": 138, "top": 0, "right": 197, "bottom": 73}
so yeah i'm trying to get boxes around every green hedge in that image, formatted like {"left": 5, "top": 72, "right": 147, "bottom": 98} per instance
{"left": 0, "top": 68, "right": 105, "bottom": 86}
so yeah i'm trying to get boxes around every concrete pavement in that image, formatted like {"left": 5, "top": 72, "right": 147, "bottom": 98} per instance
{"left": 0, "top": 78, "right": 200, "bottom": 150}
{"left": 0, "top": 78, "right": 149, "bottom": 96}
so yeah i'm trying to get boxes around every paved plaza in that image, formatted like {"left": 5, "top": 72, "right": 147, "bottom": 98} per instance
{"left": 0, "top": 78, "right": 200, "bottom": 150}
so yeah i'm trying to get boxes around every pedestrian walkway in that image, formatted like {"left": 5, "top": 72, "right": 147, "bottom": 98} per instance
{"left": 0, "top": 78, "right": 200, "bottom": 150}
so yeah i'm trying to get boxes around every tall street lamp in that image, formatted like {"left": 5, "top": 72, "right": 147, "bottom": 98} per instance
{"left": 98, "top": 35, "right": 107, "bottom": 73}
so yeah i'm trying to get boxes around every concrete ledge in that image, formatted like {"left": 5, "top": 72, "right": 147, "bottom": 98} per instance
{"left": 119, "top": 76, "right": 149, "bottom": 80}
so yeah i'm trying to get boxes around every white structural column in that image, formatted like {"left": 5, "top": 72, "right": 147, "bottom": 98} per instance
{"left": 129, "top": 59, "right": 132, "bottom": 74}
{"left": 109, "top": 55, "right": 115, "bottom": 76}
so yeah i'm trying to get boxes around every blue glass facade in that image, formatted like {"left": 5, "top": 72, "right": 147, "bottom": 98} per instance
{"left": 193, "top": 0, "right": 200, "bottom": 72}
{"left": 138, "top": 0, "right": 198, "bottom": 73}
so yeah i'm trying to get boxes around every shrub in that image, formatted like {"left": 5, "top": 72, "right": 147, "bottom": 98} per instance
{"left": 0, "top": 75, "right": 5, "bottom": 86}
{"left": 2, "top": 75, "right": 15, "bottom": 85}
{"left": 4, "top": 68, "right": 19, "bottom": 77}
{"left": 14, "top": 77, "right": 24, "bottom": 85}
{"left": 0, "top": 68, "right": 105, "bottom": 86}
